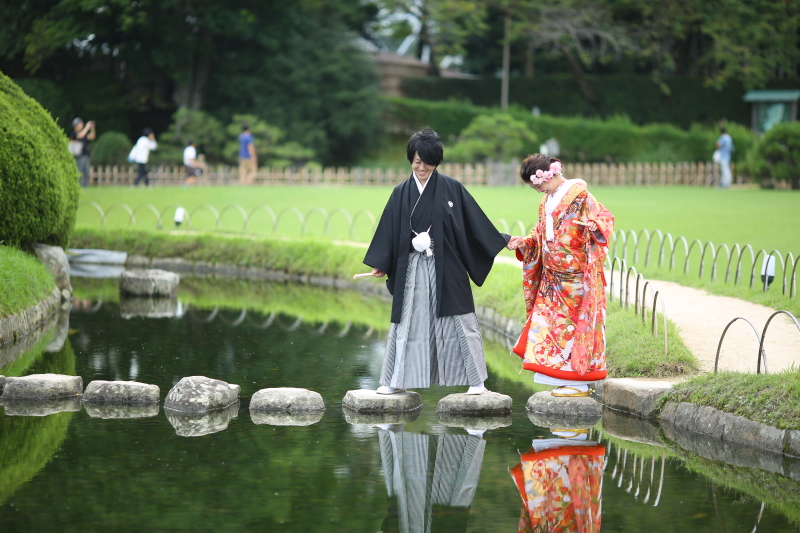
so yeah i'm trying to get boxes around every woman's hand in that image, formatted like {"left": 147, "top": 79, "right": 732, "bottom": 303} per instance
{"left": 506, "top": 236, "right": 525, "bottom": 250}
{"left": 372, "top": 268, "right": 386, "bottom": 278}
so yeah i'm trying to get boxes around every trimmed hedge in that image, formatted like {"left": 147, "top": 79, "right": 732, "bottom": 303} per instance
{"left": 386, "top": 97, "right": 757, "bottom": 164}
{"left": 400, "top": 74, "right": 790, "bottom": 129}
{"left": 0, "top": 70, "right": 80, "bottom": 248}
{"left": 91, "top": 131, "right": 132, "bottom": 167}
{"left": 744, "top": 122, "right": 800, "bottom": 189}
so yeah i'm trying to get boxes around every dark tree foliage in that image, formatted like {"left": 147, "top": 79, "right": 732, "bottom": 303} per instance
{"left": 0, "top": 0, "right": 383, "bottom": 166}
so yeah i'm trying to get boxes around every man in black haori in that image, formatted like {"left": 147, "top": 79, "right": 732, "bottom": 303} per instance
{"left": 364, "top": 127, "right": 511, "bottom": 395}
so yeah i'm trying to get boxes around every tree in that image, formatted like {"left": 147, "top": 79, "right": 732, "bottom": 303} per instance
{"left": 745, "top": 123, "right": 800, "bottom": 190}
{"left": 224, "top": 114, "right": 314, "bottom": 168}
{"left": 0, "top": 1, "right": 384, "bottom": 166}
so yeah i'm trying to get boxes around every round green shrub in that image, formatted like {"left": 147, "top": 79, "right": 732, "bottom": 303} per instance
{"left": 0, "top": 70, "right": 80, "bottom": 248}
{"left": 744, "top": 122, "right": 800, "bottom": 190}
{"left": 91, "top": 131, "right": 132, "bottom": 167}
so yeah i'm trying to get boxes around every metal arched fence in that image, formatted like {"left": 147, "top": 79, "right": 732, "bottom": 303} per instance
{"left": 607, "top": 257, "right": 669, "bottom": 355}
{"left": 610, "top": 228, "right": 799, "bottom": 298}
{"left": 713, "top": 310, "right": 800, "bottom": 374}
{"left": 79, "top": 201, "right": 378, "bottom": 239}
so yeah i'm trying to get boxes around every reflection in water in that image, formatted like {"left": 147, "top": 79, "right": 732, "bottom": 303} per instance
{"left": 379, "top": 428, "right": 485, "bottom": 533}
{"left": 511, "top": 430, "right": 604, "bottom": 533}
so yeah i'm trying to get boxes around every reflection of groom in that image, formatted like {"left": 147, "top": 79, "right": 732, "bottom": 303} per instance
{"left": 379, "top": 428, "right": 486, "bottom": 533}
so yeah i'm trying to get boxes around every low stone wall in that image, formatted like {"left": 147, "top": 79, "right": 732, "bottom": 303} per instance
{"left": 660, "top": 401, "right": 800, "bottom": 458}
{"left": 0, "top": 288, "right": 60, "bottom": 349}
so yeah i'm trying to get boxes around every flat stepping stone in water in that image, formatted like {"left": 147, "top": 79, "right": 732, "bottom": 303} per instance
{"left": 119, "top": 269, "right": 179, "bottom": 297}
{"left": 2, "top": 373, "right": 83, "bottom": 400}
{"left": 526, "top": 391, "right": 601, "bottom": 429}
{"left": 342, "top": 407, "right": 421, "bottom": 426}
{"left": 250, "top": 387, "right": 325, "bottom": 412}
{"left": 166, "top": 402, "right": 240, "bottom": 437}
{"left": 436, "top": 392, "right": 513, "bottom": 415}
{"left": 164, "top": 376, "right": 240, "bottom": 413}
{"left": 83, "top": 380, "right": 160, "bottom": 405}
{"left": 342, "top": 389, "right": 422, "bottom": 413}
{"left": 437, "top": 411, "right": 512, "bottom": 431}
{"left": 251, "top": 411, "right": 325, "bottom": 426}
{"left": 119, "top": 296, "right": 179, "bottom": 319}
{"left": 2, "top": 397, "right": 82, "bottom": 417}
{"left": 84, "top": 403, "right": 160, "bottom": 419}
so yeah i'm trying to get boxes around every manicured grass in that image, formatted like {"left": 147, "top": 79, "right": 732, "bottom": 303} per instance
{"left": 663, "top": 369, "right": 800, "bottom": 430}
{"left": 0, "top": 245, "right": 56, "bottom": 318}
{"left": 76, "top": 185, "right": 800, "bottom": 256}
{"left": 71, "top": 227, "right": 696, "bottom": 380}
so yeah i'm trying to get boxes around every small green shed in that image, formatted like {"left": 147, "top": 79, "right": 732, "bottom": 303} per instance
{"left": 743, "top": 90, "right": 800, "bottom": 134}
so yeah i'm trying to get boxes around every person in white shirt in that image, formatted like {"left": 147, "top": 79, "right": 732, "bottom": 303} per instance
{"left": 132, "top": 128, "right": 158, "bottom": 186}
{"left": 183, "top": 140, "right": 198, "bottom": 186}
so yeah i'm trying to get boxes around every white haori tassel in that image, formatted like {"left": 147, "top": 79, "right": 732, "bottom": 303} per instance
{"left": 412, "top": 231, "right": 433, "bottom": 257}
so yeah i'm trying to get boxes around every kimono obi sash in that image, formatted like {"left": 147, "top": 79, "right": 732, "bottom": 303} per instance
{"left": 541, "top": 241, "right": 589, "bottom": 275}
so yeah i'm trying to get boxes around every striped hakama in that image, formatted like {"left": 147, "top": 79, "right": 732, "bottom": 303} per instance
{"left": 379, "top": 429, "right": 486, "bottom": 533}
{"left": 380, "top": 251, "right": 488, "bottom": 389}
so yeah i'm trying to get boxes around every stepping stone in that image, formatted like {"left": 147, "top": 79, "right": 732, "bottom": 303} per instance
{"left": 600, "top": 378, "right": 673, "bottom": 419}
{"left": 251, "top": 411, "right": 324, "bottom": 426}
{"left": 166, "top": 401, "right": 240, "bottom": 437}
{"left": 2, "top": 397, "right": 82, "bottom": 417}
{"left": 83, "top": 380, "right": 160, "bottom": 405}
{"left": 342, "top": 389, "right": 422, "bottom": 413}
{"left": 164, "top": 376, "right": 240, "bottom": 413}
{"left": 436, "top": 392, "right": 512, "bottom": 415}
{"left": 526, "top": 391, "right": 601, "bottom": 429}
{"left": 84, "top": 403, "right": 160, "bottom": 419}
{"left": 437, "top": 411, "right": 512, "bottom": 431}
{"left": 0, "top": 375, "right": 5, "bottom": 394}
{"left": 249, "top": 387, "right": 325, "bottom": 413}
{"left": 119, "top": 269, "right": 179, "bottom": 297}
{"left": 342, "top": 407, "right": 421, "bottom": 426}
{"left": 2, "top": 373, "right": 83, "bottom": 400}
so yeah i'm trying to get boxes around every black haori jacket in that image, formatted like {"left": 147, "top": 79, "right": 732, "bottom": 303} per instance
{"left": 364, "top": 170, "right": 509, "bottom": 323}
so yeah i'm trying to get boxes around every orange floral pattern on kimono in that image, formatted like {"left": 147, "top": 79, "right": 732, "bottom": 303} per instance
{"left": 510, "top": 445, "right": 605, "bottom": 533}
{"left": 512, "top": 182, "right": 614, "bottom": 379}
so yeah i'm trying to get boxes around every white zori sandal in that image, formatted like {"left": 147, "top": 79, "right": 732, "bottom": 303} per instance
{"left": 376, "top": 386, "right": 405, "bottom": 395}
{"left": 550, "top": 385, "right": 590, "bottom": 397}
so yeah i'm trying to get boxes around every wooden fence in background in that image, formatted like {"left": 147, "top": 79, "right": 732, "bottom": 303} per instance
{"left": 89, "top": 161, "right": 732, "bottom": 187}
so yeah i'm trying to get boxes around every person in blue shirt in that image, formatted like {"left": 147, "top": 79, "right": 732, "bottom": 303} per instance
{"left": 715, "top": 127, "right": 734, "bottom": 188}
{"left": 238, "top": 124, "right": 257, "bottom": 184}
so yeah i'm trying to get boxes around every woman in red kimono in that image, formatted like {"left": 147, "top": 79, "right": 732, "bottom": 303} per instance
{"left": 510, "top": 430, "right": 605, "bottom": 532}
{"left": 508, "top": 154, "right": 614, "bottom": 397}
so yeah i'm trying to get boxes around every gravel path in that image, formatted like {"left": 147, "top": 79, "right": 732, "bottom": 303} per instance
{"left": 494, "top": 255, "right": 800, "bottom": 374}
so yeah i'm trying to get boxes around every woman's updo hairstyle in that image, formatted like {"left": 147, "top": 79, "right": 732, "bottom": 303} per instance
{"left": 407, "top": 126, "right": 444, "bottom": 166}
{"left": 519, "top": 154, "right": 561, "bottom": 183}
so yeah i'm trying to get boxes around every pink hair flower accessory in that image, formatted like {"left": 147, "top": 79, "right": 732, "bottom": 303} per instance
{"left": 530, "top": 162, "right": 562, "bottom": 185}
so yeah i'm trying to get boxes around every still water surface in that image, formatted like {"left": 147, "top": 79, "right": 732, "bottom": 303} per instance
{"left": 0, "top": 278, "right": 798, "bottom": 532}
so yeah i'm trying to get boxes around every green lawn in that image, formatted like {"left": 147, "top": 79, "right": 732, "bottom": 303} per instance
{"left": 77, "top": 185, "right": 800, "bottom": 255}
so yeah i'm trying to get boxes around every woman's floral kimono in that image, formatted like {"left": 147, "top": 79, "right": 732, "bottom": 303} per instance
{"left": 512, "top": 180, "right": 614, "bottom": 381}
{"left": 510, "top": 444, "right": 605, "bottom": 533}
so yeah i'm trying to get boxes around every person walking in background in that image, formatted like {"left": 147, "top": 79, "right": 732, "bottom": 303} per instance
{"left": 69, "top": 117, "right": 95, "bottom": 187}
{"left": 131, "top": 128, "right": 157, "bottom": 187}
{"left": 715, "top": 126, "right": 734, "bottom": 188}
{"left": 183, "top": 140, "right": 199, "bottom": 186}
{"left": 238, "top": 124, "right": 257, "bottom": 184}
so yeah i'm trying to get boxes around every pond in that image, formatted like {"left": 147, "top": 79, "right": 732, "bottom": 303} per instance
{"left": 1, "top": 277, "right": 798, "bottom": 532}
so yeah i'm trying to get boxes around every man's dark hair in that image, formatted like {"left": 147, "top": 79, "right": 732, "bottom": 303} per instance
{"left": 142, "top": 127, "right": 153, "bottom": 136}
{"left": 720, "top": 127, "right": 727, "bottom": 134}
{"left": 406, "top": 127, "right": 444, "bottom": 166}
{"left": 519, "top": 154, "right": 561, "bottom": 183}
{"left": 242, "top": 124, "right": 250, "bottom": 132}
{"left": 187, "top": 139, "right": 195, "bottom": 146}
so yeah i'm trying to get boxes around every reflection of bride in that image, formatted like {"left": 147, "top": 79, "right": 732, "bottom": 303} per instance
{"left": 510, "top": 430, "right": 604, "bottom": 533}
{"left": 378, "top": 427, "right": 485, "bottom": 533}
